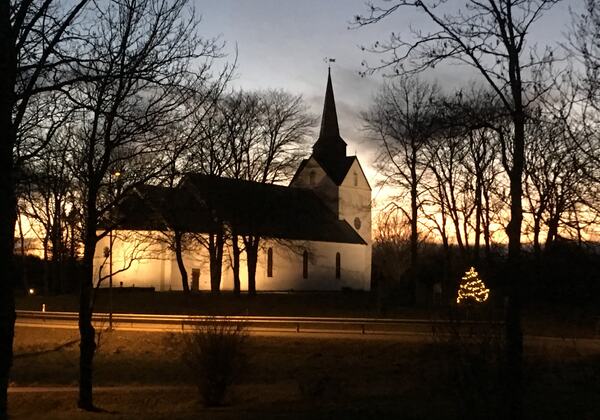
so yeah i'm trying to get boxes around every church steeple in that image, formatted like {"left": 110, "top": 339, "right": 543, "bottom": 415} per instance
{"left": 319, "top": 67, "right": 340, "bottom": 139}
{"left": 313, "top": 68, "right": 346, "bottom": 163}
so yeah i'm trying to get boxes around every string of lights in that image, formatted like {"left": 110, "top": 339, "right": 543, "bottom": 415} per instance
{"left": 457, "top": 267, "right": 490, "bottom": 304}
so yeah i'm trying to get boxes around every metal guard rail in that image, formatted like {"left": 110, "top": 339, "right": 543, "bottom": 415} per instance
{"left": 16, "top": 310, "right": 505, "bottom": 334}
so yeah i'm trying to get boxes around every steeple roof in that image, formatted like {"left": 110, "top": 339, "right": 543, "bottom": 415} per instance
{"left": 318, "top": 68, "right": 341, "bottom": 139}
{"left": 313, "top": 68, "right": 346, "bottom": 165}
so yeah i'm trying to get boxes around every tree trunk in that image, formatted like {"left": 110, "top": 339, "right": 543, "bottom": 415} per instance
{"left": 483, "top": 187, "right": 492, "bottom": 263}
{"left": 51, "top": 200, "right": 63, "bottom": 293}
{"left": 474, "top": 177, "right": 482, "bottom": 263}
{"left": 410, "top": 153, "right": 418, "bottom": 272}
{"left": 208, "top": 231, "right": 224, "bottom": 294}
{"left": 78, "top": 203, "right": 98, "bottom": 410}
{"left": 174, "top": 231, "right": 189, "bottom": 293}
{"left": 505, "top": 105, "right": 525, "bottom": 419}
{"left": 0, "top": 3, "right": 16, "bottom": 413}
{"left": 409, "top": 148, "right": 419, "bottom": 303}
{"left": 0, "top": 209, "right": 16, "bottom": 420}
{"left": 532, "top": 209, "right": 543, "bottom": 259}
{"left": 0, "top": 202, "right": 16, "bottom": 419}
{"left": 231, "top": 233, "right": 241, "bottom": 295}
{"left": 244, "top": 236, "right": 259, "bottom": 296}
{"left": 17, "top": 212, "right": 30, "bottom": 293}
{"left": 42, "top": 236, "right": 50, "bottom": 295}
{"left": 544, "top": 214, "right": 559, "bottom": 253}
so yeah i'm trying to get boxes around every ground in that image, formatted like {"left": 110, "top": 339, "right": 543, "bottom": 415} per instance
{"left": 9, "top": 324, "right": 600, "bottom": 419}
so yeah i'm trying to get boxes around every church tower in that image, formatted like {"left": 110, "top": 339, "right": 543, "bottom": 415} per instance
{"left": 290, "top": 69, "right": 372, "bottom": 247}
{"left": 312, "top": 68, "right": 347, "bottom": 168}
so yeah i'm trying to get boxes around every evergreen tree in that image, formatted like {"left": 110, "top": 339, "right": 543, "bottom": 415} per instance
{"left": 457, "top": 267, "right": 490, "bottom": 304}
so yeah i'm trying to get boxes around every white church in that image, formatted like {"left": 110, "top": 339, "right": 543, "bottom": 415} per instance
{"left": 95, "top": 71, "right": 372, "bottom": 292}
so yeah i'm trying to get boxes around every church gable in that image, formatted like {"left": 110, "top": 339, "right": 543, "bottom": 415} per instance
{"left": 339, "top": 158, "right": 371, "bottom": 191}
{"left": 290, "top": 156, "right": 336, "bottom": 189}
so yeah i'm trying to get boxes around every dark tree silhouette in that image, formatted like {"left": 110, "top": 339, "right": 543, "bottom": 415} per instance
{"left": 0, "top": 1, "right": 88, "bottom": 416}
{"left": 64, "top": 0, "right": 226, "bottom": 409}
{"left": 220, "top": 90, "right": 315, "bottom": 295}
{"left": 355, "top": 1, "right": 560, "bottom": 416}
{"left": 363, "top": 77, "right": 440, "bottom": 301}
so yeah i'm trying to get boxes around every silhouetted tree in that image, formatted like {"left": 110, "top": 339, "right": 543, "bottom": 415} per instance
{"left": 234, "top": 90, "right": 315, "bottom": 295}
{"left": 0, "top": 1, "right": 88, "bottom": 416}
{"left": 355, "top": 1, "right": 560, "bottom": 416}
{"left": 64, "top": 0, "right": 226, "bottom": 409}
{"left": 570, "top": 0, "right": 600, "bottom": 112}
{"left": 363, "top": 77, "right": 440, "bottom": 300}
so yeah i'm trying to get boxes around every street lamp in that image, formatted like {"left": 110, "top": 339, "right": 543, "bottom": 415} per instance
{"left": 108, "top": 170, "right": 121, "bottom": 330}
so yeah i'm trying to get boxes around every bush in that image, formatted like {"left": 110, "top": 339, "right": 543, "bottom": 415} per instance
{"left": 430, "top": 306, "right": 505, "bottom": 419}
{"left": 182, "top": 318, "right": 247, "bottom": 406}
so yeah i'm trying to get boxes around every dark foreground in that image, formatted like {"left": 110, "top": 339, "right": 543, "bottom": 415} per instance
{"left": 9, "top": 326, "right": 600, "bottom": 419}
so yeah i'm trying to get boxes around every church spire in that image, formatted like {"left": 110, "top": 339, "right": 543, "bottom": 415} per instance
{"left": 319, "top": 67, "right": 340, "bottom": 139}
{"left": 313, "top": 68, "right": 346, "bottom": 163}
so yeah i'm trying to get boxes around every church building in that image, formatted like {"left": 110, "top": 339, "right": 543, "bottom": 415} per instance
{"left": 94, "top": 71, "right": 372, "bottom": 291}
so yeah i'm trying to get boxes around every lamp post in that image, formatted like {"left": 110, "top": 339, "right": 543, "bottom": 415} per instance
{"left": 108, "top": 170, "right": 121, "bottom": 330}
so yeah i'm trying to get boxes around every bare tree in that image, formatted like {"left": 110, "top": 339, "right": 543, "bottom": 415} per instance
{"left": 232, "top": 90, "right": 315, "bottom": 295}
{"left": 19, "top": 103, "right": 76, "bottom": 294}
{"left": 186, "top": 89, "right": 316, "bottom": 295}
{"left": 143, "top": 86, "right": 233, "bottom": 294}
{"left": 62, "top": 0, "right": 226, "bottom": 409}
{"left": 197, "top": 91, "right": 256, "bottom": 294}
{"left": 355, "top": 2, "right": 560, "bottom": 415}
{"left": 0, "top": 1, "right": 89, "bottom": 415}
{"left": 430, "top": 88, "right": 506, "bottom": 264}
{"left": 372, "top": 208, "right": 412, "bottom": 310}
{"left": 570, "top": 0, "right": 600, "bottom": 112}
{"left": 363, "top": 76, "right": 440, "bottom": 301}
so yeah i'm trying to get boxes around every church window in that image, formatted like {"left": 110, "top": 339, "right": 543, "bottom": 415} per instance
{"left": 303, "top": 250, "right": 309, "bottom": 279}
{"left": 267, "top": 247, "right": 273, "bottom": 277}
{"left": 353, "top": 172, "right": 358, "bottom": 186}
{"left": 335, "top": 252, "right": 341, "bottom": 279}
{"left": 309, "top": 170, "right": 316, "bottom": 186}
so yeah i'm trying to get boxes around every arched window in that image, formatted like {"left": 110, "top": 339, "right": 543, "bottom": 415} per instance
{"left": 267, "top": 247, "right": 273, "bottom": 277}
{"left": 309, "top": 170, "right": 316, "bottom": 186}
{"left": 335, "top": 252, "right": 341, "bottom": 279}
{"left": 302, "top": 250, "right": 309, "bottom": 279}
{"left": 353, "top": 172, "right": 358, "bottom": 186}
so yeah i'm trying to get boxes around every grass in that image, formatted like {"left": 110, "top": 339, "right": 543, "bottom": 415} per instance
{"left": 9, "top": 326, "right": 600, "bottom": 419}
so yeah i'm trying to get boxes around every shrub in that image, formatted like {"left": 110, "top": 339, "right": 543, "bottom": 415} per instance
{"left": 182, "top": 318, "right": 247, "bottom": 406}
{"left": 430, "top": 306, "right": 505, "bottom": 419}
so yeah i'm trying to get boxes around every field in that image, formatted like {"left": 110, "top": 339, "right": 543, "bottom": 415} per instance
{"left": 9, "top": 324, "right": 600, "bottom": 419}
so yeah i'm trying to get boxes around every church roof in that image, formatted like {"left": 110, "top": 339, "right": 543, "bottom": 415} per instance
{"left": 292, "top": 155, "right": 358, "bottom": 186}
{"left": 112, "top": 175, "right": 366, "bottom": 245}
{"left": 112, "top": 184, "right": 216, "bottom": 232}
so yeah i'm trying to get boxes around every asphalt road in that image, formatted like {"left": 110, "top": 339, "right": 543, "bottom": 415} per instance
{"left": 15, "top": 311, "right": 600, "bottom": 351}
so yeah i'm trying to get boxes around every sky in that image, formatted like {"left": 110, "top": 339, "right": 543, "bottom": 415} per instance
{"left": 195, "top": 0, "right": 580, "bottom": 202}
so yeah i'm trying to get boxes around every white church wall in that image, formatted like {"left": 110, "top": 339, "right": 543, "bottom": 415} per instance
{"left": 338, "top": 160, "right": 372, "bottom": 289}
{"left": 231, "top": 239, "right": 370, "bottom": 291}
{"left": 94, "top": 230, "right": 170, "bottom": 290}
{"left": 95, "top": 231, "right": 371, "bottom": 292}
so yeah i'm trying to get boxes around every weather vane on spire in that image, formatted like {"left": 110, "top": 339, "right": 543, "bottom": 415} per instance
{"left": 323, "top": 57, "right": 336, "bottom": 70}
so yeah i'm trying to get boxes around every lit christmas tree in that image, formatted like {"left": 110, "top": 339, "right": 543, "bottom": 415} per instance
{"left": 456, "top": 267, "right": 490, "bottom": 304}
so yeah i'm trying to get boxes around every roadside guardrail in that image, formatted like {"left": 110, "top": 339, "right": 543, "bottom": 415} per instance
{"left": 16, "top": 310, "right": 505, "bottom": 335}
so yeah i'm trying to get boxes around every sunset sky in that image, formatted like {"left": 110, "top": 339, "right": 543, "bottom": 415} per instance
{"left": 197, "top": 0, "right": 578, "bottom": 202}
